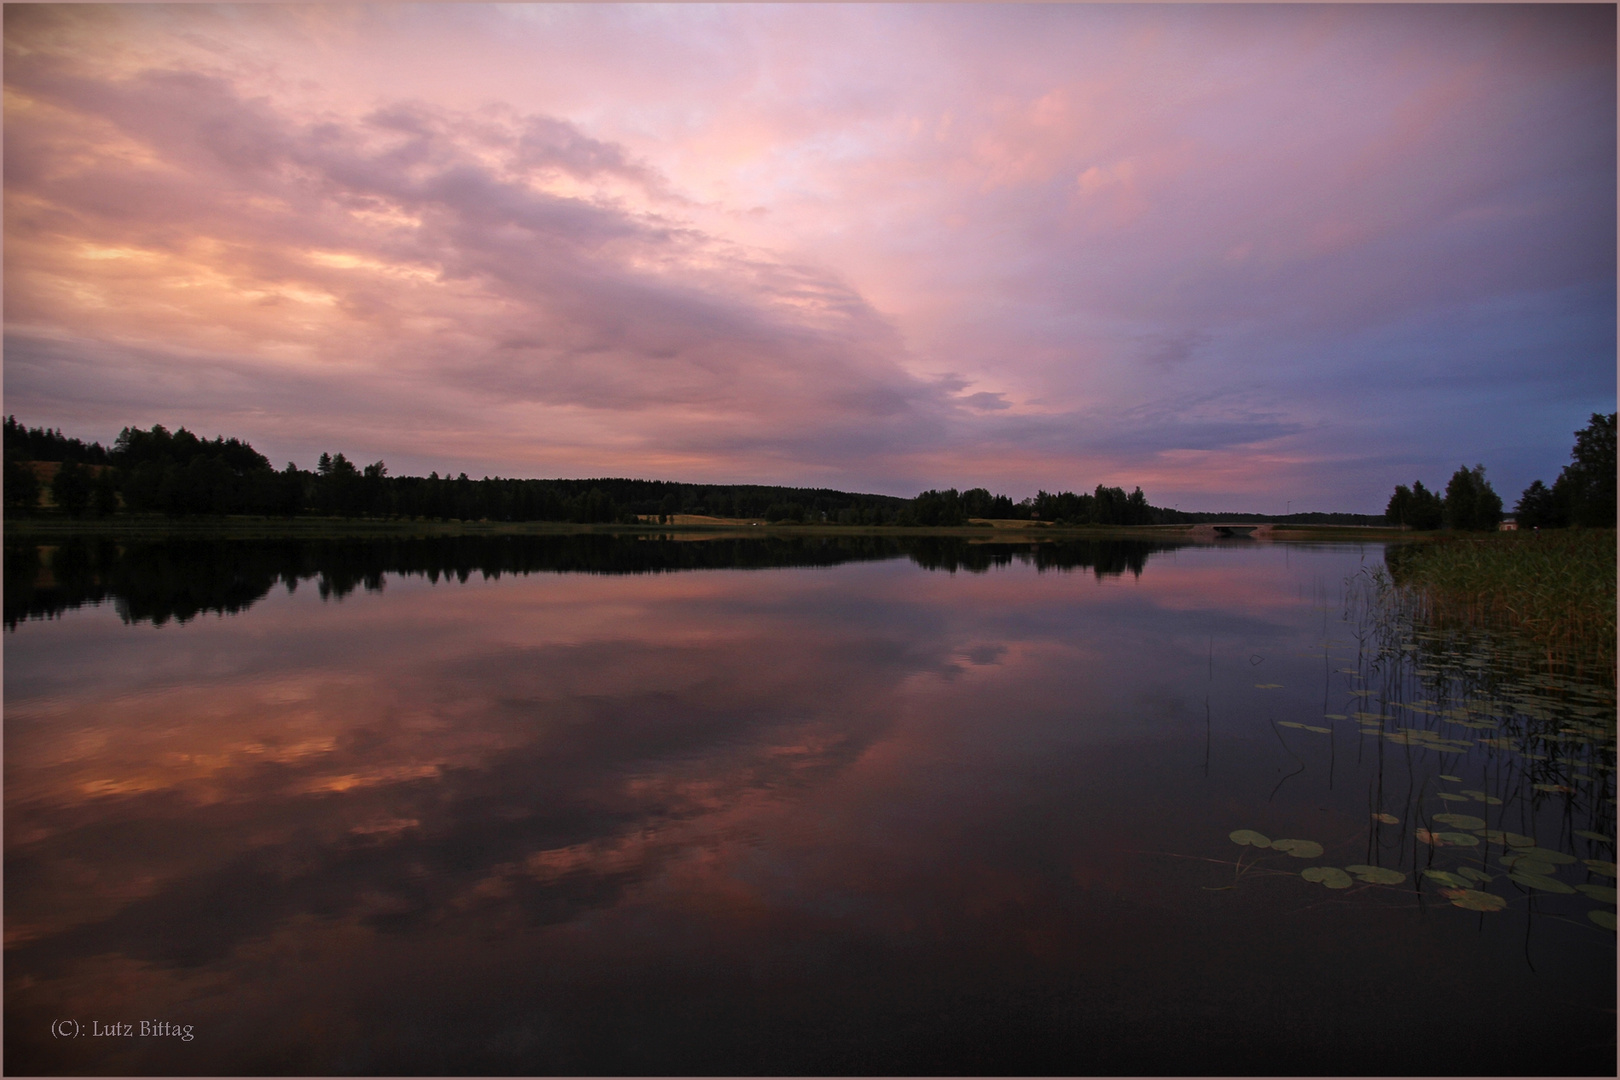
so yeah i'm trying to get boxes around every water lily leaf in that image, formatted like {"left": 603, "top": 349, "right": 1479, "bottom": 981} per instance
{"left": 1345, "top": 864, "right": 1405, "bottom": 885}
{"left": 1533, "top": 783, "right": 1574, "bottom": 794}
{"left": 1423, "top": 869, "right": 1468, "bottom": 888}
{"left": 1457, "top": 867, "right": 1493, "bottom": 884}
{"left": 1437, "top": 793, "right": 1470, "bottom": 802}
{"left": 1439, "top": 774, "right": 1461, "bottom": 782}
{"left": 1514, "top": 847, "right": 1576, "bottom": 865}
{"left": 1441, "top": 888, "right": 1506, "bottom": 912}
{"left": 1416, "top": 828, "right": 1444, "bottom": 846}
{"left": 1576, "top": 883, "right": 1618, "bottom": 903}
{"left": 1301, "top": 866, "right": 1353, "bottom": 889}
{"left": 1502, "top": 832, "right": 1537, "bottom": 848}
{"left": 1277, "top": 721, "right": 1305, "bottom": 729}
{"left": 1509, "top": 871, "right": 1576, "bottom": 894}
{"left": 1255, "top": 683, "right": 1282, "bottom": 689}
{"left": 1589, "top": 910, "right": 1617, "bottom": 931}
{"left": 1432, "top": 813, "right": 1486, "bottom": 830}
{"left": 1229, "top": 829, "right": 1271, "bottom": 848}
{"left": 1583, "top": 859, "right": 1617, "bottom": 877}
{"left": 1323, "top": 713, "right": 1348, "bottom": 720}
{"left": 1372, "top": 813, "right": 1399, "bottom": 825}
{"left": 1435, "top": 832, "right": 1480, "bottom": 846}
{"left": 1304, "top": 725, "right": 1333, "bottom": 734}
{"left": 1474, "top": 829, "right": 1509, "bottom": 843}
{"left": 1271, "top": 839, "right": 1324, "bottom": 858}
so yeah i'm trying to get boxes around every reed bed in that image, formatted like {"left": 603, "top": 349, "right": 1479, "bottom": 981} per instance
{"left": 1383, "top": 529, "right": 1616, "bottom": 685}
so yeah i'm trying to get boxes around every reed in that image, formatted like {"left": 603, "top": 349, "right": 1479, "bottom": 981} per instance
{"left": 1384, "top": 529, "right": 1616, "bottom": 685}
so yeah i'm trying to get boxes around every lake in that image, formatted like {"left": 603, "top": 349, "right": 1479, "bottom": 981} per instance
{"left": 5, "top": 533, "right": 1614, "bottom": 1075}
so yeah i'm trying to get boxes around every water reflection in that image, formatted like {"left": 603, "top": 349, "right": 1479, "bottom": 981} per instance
{"left": 4, "top": 537, "right": 1612, "bottom": 1075}
{"left": 4, "top": 533, "right": 1175, "bottom": 629}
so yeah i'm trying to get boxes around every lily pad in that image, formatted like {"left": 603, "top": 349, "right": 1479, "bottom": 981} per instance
{"left": 1277, "top": 721, "right": 1305, "bottom": 729}
{"left": 1589, "top": 910, "right": 1617, "bottom": 931}
{"left": 1301, "top": 866, "right": 1353, "bottom": 889}
{"left": 1372, "top": 813, "right": 1399, "bottom": 825}
{"left": 1323, "top": 713, "right": 1348, "bottom": 720}
{"left": 1345, "top": 864, "right": 1405, "bottom": 885}
{"left": 1457, "top": 867, "right": 1493, "bottom": 884}
{"left": 1422, "top": 869, "right": 1468, "bottom": 888}
{"left": 1509, "top": 871, "right": 1576, "bottom": 894}
{"left": 1229, "top": 829, "right": 1271, "bottom": 848}
{"left": 1583, "top": 859, "right": 1617, "bottom": 877}
{"left": 1432, "top": 813, "right": 1486, "bottom": 830}
{"left": 1502, "top": 832, "right": 1537, "bottom": 848}
{"left": 1441, "top": 888, "right": 1506, "bottom": 912}
{"left": 1576, "top": 883, "right": 1618, "bottom": 903}
{"left": 1255, "top": 683, "right": 1282, "bottom": 689}
{"left": 1439, "top": 774, "right": 1461, "bottom": 782}
{"left": 1304, "top": 725, "right": 1333, "bottom": 734}
{"left": 1574, "top": 831, "right": 1614, "bottom": 844}
{"left": 1271, "top": 839, "right": 1325, "bottom": 858}
{"left": 1434, "top": 832, "right": 1481, "bottom": 847}
{"left": 1513, "top": 847, "right": 1576, "bottom": 865}
{"left": 1437, "top": 793, "right": 1470, "bottom": 802}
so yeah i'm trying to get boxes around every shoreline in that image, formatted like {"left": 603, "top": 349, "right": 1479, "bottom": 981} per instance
{"left": 3, "top": 514, "right": 1421, "bottom": 544}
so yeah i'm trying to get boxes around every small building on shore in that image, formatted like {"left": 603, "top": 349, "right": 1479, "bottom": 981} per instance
{"left": 1498, "top": 517, "right": 1518, "bottom": 531}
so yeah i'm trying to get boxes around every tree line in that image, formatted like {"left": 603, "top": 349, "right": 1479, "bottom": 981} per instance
{"left": 1384, "top": 414, "right": 1616, "bottom": 531}
{"left": 3, "top": 417, "right": 1198, "bottom": 527}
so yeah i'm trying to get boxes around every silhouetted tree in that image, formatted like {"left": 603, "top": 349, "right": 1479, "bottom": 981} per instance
{"left": 1514, "top": 479, "right": 1557, "bottom": 529}
{"left": 52, "top": 461, "right": 92, "bottom": 517}
{"left": 5, "top": 456, "right": 40, "bottom": 515}
{"left": 1386, "top": 479, "right": 1444, "bottom": 530}
{"left": 91, "top": 468, "right": 120, "bottom": 516}
{"left": 1443, "top": 464, "right": 1502, "bottom": 531}
{"left": 1557, "top": 412, "right": 1616, "bottom": 527}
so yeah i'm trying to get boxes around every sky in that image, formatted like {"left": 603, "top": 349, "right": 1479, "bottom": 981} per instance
{"left": 3, "top": 3, "right": 1614, "bottom": 513}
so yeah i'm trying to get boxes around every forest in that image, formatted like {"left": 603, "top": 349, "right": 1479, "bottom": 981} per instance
{"left": 1, "top": 417, "right": 1252, "bottom": 528}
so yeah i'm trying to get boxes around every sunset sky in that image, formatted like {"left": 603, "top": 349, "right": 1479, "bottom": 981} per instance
{"left": 4, "top": 3, "right": 1614, "bottom": 512}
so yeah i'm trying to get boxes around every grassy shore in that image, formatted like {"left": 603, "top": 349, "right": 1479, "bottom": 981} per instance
{"left": 1385, "top": 529, "right": 1617, "bottom": 684}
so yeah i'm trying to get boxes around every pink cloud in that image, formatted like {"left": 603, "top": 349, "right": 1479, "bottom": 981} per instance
{"left": 4, "top": 4, "right": 1611, "bottom": 508}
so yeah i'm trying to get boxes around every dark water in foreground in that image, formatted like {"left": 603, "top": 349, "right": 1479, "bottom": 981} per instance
{"left": 5, "top": 535, "right": 1614, "bottom": 1075}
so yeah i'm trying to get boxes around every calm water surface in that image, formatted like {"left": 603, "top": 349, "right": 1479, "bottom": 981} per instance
{"left": 5, "top": 535, "right": 1614, "bottom": 1075}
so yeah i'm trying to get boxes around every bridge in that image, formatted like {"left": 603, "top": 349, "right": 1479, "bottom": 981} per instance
{"left": 1187, "top": 523, "right": 1275, "bottom": 539}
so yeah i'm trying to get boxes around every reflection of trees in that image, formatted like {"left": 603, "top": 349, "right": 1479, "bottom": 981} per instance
{"left": 4, "top": 535, "right": 1184, "bottom": 629}
{"left": 900, "top": 537, "right": 1171, "bottom": 577}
